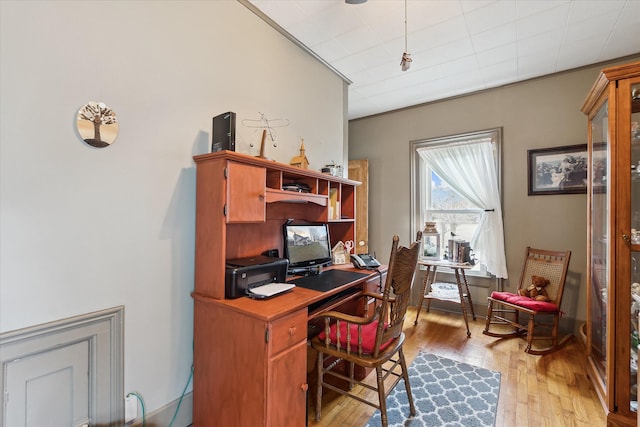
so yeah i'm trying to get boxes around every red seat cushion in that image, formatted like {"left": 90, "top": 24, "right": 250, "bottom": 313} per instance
{"left": 490, "top": 291, "right": 558, "bottom": 312}
{"left": 318, "top": 320, "right": 393, "bottom": 354}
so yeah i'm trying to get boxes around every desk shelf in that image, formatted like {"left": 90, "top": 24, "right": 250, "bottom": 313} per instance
{"left": 265, "top": 188, "right": 328, "bottom": 205}
{"left": 307, "top": 288, "right": 362, "bottom": 320}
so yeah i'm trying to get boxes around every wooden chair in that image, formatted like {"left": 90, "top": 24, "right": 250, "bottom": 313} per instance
{"left": 310, "top": 233, "right": 421, "bottom": 427}
{"left": 483, "top": 247, "right": 572, "bottom": 355}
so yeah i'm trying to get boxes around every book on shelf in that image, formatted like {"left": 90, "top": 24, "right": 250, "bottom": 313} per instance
{"left": 329, "top": 188, "right": 339, "bottom": 220}
{"left": 448, "top": 239, "right": 471, "bottom": 263}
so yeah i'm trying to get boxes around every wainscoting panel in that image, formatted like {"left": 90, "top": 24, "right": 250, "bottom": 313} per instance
{"left": 0, "top": 306, "right": 124, "bottom": 426}
{"left": 5, "top": 340, "right": 90, "bottom": 426}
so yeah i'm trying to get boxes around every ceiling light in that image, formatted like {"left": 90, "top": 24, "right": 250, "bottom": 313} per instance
{"left": 400, "top": 0, "right": 411, "bottom": 71}
{"left": 345, "top": 0, "right": 367, "bottom": 4}
{"left": 401, "top": 52, "right": 412, "bottom": 72}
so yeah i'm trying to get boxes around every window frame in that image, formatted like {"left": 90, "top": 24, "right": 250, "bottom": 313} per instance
{"left": 410, "top": 128, "right": 503, "bottom": 277}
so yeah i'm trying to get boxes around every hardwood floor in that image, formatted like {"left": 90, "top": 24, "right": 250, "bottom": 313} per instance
{"left": 307, "top": 307, "right": 607, "bottom": 427}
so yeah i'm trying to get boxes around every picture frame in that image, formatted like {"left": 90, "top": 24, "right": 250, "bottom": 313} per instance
{"left": 527, "top": 144, "right": 588, "bottom": 195}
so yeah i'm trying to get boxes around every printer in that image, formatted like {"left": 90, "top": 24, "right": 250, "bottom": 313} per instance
{"left": 225, "top": 255, "right": 289, "bottom": 299}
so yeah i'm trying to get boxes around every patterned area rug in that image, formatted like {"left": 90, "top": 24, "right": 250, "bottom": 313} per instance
{"left": 366, "top": 352, "right": 501, "bottom": 427}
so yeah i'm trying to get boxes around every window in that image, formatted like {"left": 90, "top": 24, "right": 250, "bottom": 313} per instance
{"left": 427, "top": 171, "right": 483, "bottom": 248}
{"left": 411, "top": 128, "right": 508, "bottom": 278}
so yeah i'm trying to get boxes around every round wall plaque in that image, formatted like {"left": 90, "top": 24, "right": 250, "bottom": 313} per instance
{"left": 76, "top": 101, "right": 118, "bottom": 148}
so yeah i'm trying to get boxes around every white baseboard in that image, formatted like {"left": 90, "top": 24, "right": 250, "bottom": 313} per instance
{"left": 128, "top": 392, "right": 192, "bottom": 427}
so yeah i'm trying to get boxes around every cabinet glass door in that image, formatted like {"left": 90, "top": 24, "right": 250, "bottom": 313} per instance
{"left": 630, "top": 82, "right": 640, "bottom": 413}
{"left": 590, "top": 100, "right": 609, "bottom": 383}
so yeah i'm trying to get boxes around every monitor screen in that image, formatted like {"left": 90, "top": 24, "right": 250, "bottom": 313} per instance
{"left": 283, "top": 222, "right": 332, "bottom": 272}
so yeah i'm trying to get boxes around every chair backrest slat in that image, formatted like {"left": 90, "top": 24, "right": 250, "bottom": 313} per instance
{"left": 373, "top": 232, "right": 422, "bottom": 357}
{"left": 518, "top": 247, "right": 571, "bottom": 306}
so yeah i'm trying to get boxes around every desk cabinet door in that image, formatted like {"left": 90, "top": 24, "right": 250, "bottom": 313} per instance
{"left": 267, "top": 340, "right": 307, "bottom": 427}
{"left": 226, "top": 161, "right": 266, "bottom": 222}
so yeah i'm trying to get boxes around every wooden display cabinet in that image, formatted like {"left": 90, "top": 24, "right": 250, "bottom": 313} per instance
{"left": 191, "top": 151, "right": 368, "bottom": 426}
{"left": 582, "top": 61, "right": 640, "bottom": 427}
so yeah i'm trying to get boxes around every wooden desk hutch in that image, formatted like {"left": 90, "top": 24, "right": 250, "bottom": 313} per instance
{"left": 191, "top": 151, "right": 381, "bottom": 426}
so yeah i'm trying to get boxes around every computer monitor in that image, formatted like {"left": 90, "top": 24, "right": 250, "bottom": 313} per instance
{"left": 283, "top": 222, "right": 332, "bottom": 274}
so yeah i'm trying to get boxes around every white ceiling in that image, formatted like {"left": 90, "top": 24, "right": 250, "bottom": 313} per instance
{"left": 246, "top": 0, "right": 640, "bottom": 120}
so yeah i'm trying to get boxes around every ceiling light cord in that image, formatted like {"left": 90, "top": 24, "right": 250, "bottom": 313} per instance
{"left": 400, "top": 0, "right": 412, "bottom": 71}
{"left": 404, "top": 0, "right": 408, "bottom": 52}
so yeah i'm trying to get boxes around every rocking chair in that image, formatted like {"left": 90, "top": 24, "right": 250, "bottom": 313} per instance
{"left": 483, "top": 246, "right": 571, "bottom": 355}
{"left": 310, "top": 233, "right": 421, "bottom": 427}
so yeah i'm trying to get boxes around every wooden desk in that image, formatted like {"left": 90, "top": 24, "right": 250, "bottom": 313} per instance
{"left": 414, "top": 260, "right": 476, "bottom": 337}
{"left": 192, "top": 265, "right": 385, "bottom": 427}
{"left": 192, "top": 152, "right": 370, "bottom": 426}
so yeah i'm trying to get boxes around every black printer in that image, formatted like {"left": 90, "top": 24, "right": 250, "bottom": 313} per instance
{"left": 225, "top": 255, "right": 289, "bottom": 299}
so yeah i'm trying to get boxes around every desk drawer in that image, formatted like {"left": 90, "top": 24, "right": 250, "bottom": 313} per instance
{"left": 269, "top": 309, "right": 307, "bottom": 355}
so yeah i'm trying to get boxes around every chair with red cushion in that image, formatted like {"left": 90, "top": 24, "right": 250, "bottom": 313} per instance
{"left": 310, "top": 233, "right": 421, "bottom": 427}
{"left": 483, "top": 247, "right": 572, "bottom": 355}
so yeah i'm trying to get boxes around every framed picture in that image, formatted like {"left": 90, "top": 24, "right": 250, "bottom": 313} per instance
{"left": 527, "top": 144, "right": 588, "bottom": 195}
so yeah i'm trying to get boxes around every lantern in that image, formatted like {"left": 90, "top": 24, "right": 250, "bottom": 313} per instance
{"left": 422, "top": 222, "right": 441, "bottom": 259}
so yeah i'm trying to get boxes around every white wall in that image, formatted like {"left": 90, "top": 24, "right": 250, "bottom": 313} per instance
{"left": 0, "top": 0, "right": 346, "bottom": 416}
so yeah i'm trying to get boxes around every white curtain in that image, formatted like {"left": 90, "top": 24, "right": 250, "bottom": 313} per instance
{"left": 418, "top": 141, "right": 508, "bottom": 278}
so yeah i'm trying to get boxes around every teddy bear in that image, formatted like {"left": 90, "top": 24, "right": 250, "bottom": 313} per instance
{"left": 517, "top": 275, "right": 552, "bottom": 302}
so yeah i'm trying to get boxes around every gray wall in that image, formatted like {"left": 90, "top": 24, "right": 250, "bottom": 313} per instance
{"left": 348, "top": 55, "right": 640, "bottom": 329}
{"left": 0, "top": 0, "right": 346, "bottom": 418}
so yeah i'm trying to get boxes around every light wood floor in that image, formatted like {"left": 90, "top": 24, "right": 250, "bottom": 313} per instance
{"left": 307, "top": 307, "right": 607, "bottom": 427}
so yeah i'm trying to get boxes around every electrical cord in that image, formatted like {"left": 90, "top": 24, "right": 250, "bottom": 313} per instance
{"left": 375, "top": 268, "right": 383, "bottom": 293}
{"left": 125, "top": 363, "right": 192, "bottom": 427}
{"left": 126, "top": 392, "right": 146, "bottom": 427}
{"left": 168, "top": 364, "right": 194, "bottom": 427}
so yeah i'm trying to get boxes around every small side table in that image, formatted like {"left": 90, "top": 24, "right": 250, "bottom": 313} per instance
{"left": 414, "top": 259, "right": 476, "bottom": 337}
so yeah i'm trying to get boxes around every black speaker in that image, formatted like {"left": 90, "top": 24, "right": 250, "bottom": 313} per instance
{"left": 211, "top": 111, "right": 236, "bottom": 152}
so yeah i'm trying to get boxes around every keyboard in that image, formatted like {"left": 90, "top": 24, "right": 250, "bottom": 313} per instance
{"left": 307, "top": 288, "right": 359, "bottom": 313}
{"left": 247, "top": 283, "right": 295, "bottom": 299}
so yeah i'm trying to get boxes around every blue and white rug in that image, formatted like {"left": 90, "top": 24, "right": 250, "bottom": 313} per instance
{"left": 366, "top": 352, "right": 501, "bottom": 427}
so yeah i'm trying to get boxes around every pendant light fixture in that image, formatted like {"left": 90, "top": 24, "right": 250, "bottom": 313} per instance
{"left": 400, "top": 0, "right": 412, "bottom": 71}
{"left": 345, "top": 0, "right": 367, "bottom": 4}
